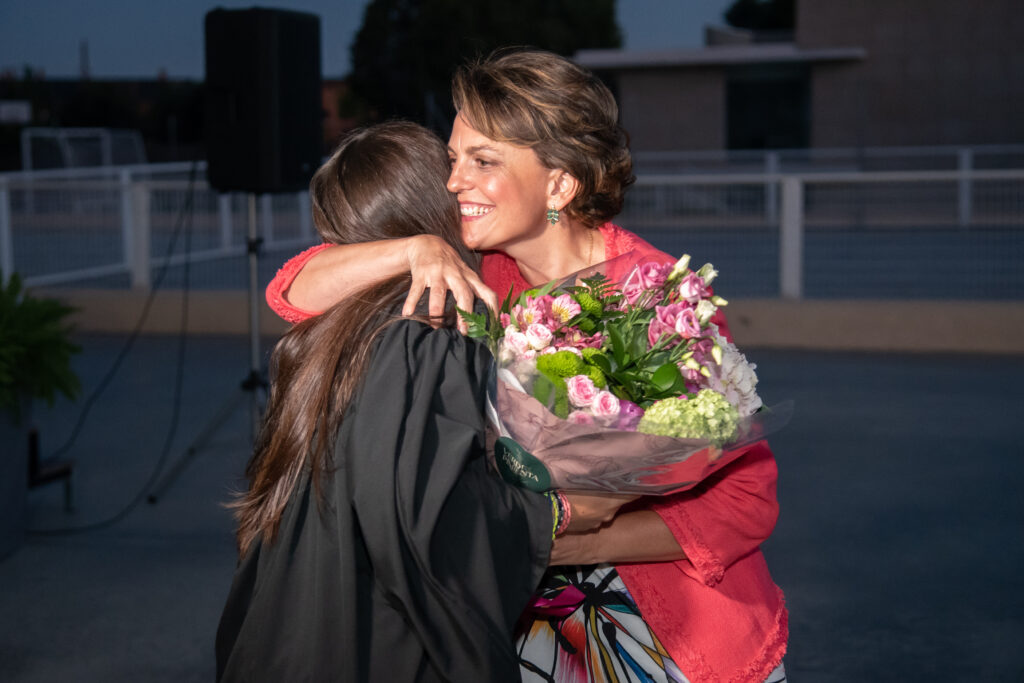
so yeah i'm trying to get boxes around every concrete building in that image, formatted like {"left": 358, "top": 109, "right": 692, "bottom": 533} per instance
{"left": 576, "top": 0, "right": 1024, "bottom": 151}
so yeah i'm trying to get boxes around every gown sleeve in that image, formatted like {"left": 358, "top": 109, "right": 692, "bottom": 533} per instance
{"left": 264, "top": 243, "right": 332, "bottom": 323}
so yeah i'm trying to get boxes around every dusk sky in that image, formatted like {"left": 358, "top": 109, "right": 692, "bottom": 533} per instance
{"left": 0, "top": 0, "right": 736, "bottom": 80}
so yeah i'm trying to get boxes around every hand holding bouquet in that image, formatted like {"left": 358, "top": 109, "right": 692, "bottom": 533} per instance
{"left": 461, "top": 251, "right": 790, "bottom": 494}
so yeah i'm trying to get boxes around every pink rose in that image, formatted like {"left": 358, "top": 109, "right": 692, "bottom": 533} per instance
{"left": 590, "top": 390, "right": 621, "bottom": 418}
{"left": 566, "top": 374, "right": 599, "bottom": 408}
{"left": 503, "top": 328, "right": 530, "bottom": 356}
{"left": 567, "top": 410, "right": 595, "bottom": 425}
{"left": 525, "top": 323, "right": 553, "bottom": 350}
{"left": 674, "top": 306, "right": 702, "bottom": 339}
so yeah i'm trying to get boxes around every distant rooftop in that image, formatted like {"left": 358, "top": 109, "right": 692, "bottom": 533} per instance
{"left": 575, "top": 43, "right": 866, "bottom": 70}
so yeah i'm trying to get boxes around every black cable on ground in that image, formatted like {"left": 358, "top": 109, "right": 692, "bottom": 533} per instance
{"left": 30, "top": 162, "right": 199, "bottom": 535}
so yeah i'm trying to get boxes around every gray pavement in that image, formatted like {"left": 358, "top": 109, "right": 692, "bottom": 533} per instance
{"left": 1, "top": 332, "right": 1022, "bottom": 682}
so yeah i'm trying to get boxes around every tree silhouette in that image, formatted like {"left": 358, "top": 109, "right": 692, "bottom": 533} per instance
{"left": 348, "top": 0, "right": 620, "bottom": 131}
{"left": 724, "top": 0, "right": 795, "bottom": 32}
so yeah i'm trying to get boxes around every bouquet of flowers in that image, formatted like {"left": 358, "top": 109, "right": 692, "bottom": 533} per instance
{"left": 461, "top": 250, "right": 790, "bottom": 495}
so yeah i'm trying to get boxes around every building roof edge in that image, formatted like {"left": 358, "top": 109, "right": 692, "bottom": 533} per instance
{"left": 575, "top": 44, "right": 866, "bottom": 69}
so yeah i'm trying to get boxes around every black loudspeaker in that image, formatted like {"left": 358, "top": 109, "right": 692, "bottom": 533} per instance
{"left": 204, "top": 8, "right": 322, "bottom": 194}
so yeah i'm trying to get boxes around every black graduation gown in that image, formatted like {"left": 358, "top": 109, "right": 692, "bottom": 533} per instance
{"left": 216, "top": 321, "right": 552, "bottom": 682}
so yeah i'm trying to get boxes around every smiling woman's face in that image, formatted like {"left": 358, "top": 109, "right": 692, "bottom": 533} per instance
{"left": 446, "top": 115, "right": 560, "bottom": 252}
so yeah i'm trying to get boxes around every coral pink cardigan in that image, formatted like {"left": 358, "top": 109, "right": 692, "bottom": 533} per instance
{"left": 265, "top": 224, "right": 788, "bottom": 683}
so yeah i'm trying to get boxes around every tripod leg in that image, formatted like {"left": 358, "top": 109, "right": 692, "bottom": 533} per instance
{"left": 148, "top": 192, "right": 268, "bottom": 504}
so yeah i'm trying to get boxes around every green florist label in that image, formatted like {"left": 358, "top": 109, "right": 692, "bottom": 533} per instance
{"left": 494, "top": 437, "right": 551, "bottom": 492}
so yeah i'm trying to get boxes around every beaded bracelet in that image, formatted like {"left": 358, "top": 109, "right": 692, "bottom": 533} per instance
{"left": 545, "top": 492, "right": 560, "bottom": 540}
{"left": 554, "top": 491, "right": 572, "bottom": 536}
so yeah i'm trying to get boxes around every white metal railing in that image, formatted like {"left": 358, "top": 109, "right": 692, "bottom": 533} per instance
{"left": 633, "top": 144, "right": 1024, "bottom": 174}
{"left": 624, "top": 168, "right": 1024, "bottom": 299}
{"left": 1, "top": 161, "right": 1022, "bottom": 300}
{"left": 0, "top": 162, "right": 315, "bottom": 290}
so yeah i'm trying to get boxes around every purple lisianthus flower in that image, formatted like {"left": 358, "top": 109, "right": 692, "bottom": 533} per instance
{"left": 674, "top": 306, "right": 702, "bottom": 339}
{"left": 648, "top": 302, "right": 688, "bottom": 348}
{"left": 678, "top": 272, "right": 710, "bottom": 303}
{"left": 615, "top": 399, "right": 645, "bottom": 431}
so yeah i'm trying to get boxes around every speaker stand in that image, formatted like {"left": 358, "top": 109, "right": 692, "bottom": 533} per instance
{"left": 148, "top": 193, "right": 267, "bottom": 503}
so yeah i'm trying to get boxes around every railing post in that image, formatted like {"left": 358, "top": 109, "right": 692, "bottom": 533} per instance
{"left": 0, "top": 178, "right": 13, "bottom": 277}
{"left": 958, "top": 148, "right": 973, "bottom": 228}
{"left": 130, "top": 182, "right": 151, "bottom": 290}
{"left": 779, "top": 176, "right": 804, "bottom": 300}
{"left": 218, "top": 193, "right": 233, "bottom": 250}
{"left": 297, "top": 190, "right": 313, "bottom": 241}
{"left": 765, "top": 151, "right": 780, "bottom": 223}
{"left": 120, "top": 169, "right": 134, "bottom": 274}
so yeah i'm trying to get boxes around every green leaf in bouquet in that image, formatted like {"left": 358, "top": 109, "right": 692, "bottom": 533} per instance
{"left": 532, "top": 370, "right": 570, "bottom": 419}
{"left": 500, "top": 285, "right": 516, "bottom": 315}
{"left": 553, "top": 384, "right": 569, "bottom": 419}
{"left": 532, "top": 373, "right": 556, "bottom": 407}
{"left": 522, "top": 279, "right": 560, "bottom": 303}
{"left": 646, "top": 349, "right": 671, "bottom": 367}
{"left": 582, "top": 349, "right": 612, "bottom": 375}
{"left": 628, "top": 326, "right": 651, "bottom": 361}
{"left": 577, "top": 273, "right": 617, "bottom": 301}
{"left": 456, "top": 306, "right": 490, "bottom": 339}
{"left": 651, "top": 362, "right": 684, "bottom": 393}
{"left": 607, "top": 324, "right": 627, "bottom": 367}
{"left": 610, "top": 383, "right": 638, "bottom": 404}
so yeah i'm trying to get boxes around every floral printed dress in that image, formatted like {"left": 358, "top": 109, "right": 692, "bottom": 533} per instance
{"left": 517, "top": 564, "right": 688, "bottom": 683}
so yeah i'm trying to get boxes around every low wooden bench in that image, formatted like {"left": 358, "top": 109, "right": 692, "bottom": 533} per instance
{"left": 27, "top": 429, "right": 74, "bottom": 512}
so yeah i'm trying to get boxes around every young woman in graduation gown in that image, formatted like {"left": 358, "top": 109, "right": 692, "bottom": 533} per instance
{"left": 215, "top": 122, "right": 629, "bottom": 683}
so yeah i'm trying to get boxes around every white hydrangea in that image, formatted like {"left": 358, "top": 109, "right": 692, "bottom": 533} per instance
{"left": 705, "top": 332, "right": 763, "bottom": 417}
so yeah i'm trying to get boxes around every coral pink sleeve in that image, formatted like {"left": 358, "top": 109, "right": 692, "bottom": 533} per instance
{"left": 265, "top": 243, "right": 333, "bottom": 324}
{"left": 649, "top": 443, "right": 780, "bottom": 586}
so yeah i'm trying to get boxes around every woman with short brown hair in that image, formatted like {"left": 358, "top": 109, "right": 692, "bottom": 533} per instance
{"left": 265, "top": 49, "right": 788, "bottom": 683}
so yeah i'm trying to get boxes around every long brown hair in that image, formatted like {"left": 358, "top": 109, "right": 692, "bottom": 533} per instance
{"left": 233, "top": 122, "right": 477, "bottom": 556}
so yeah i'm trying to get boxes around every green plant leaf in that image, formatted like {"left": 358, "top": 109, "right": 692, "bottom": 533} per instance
{"left": 651, "top": 362, "right": 683, "bottom": 393}
{"left": 0, "top": 272, "right": 81, "bottom": 415}
{"left": 456, "top": 306, "right": 490, "bottom": 339}
{"left": 607, "top": 324, "right": 627, "bottom": 367}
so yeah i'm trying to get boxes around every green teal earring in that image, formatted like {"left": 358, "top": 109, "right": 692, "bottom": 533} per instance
{"left": 546, "top": 206, "right": 560, "bottom": 224}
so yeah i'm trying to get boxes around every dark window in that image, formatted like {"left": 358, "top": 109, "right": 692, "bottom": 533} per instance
{"left": 726, "top": 63, "right": 809, "bottom": 149}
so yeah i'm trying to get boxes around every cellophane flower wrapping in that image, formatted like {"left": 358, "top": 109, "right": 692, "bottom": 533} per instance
{"left": 462, "top": 250, "right": 791, "bottom": 495}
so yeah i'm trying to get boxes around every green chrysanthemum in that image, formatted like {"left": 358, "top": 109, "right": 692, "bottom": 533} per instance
{"left": 535, "top": 350, "right": 586, "bottom": 378}
{"left": 637, "top": 389, "right": 739, "bottom": 445}
{"left": 574, "top": 291, "right": 604, "bottom": 317}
